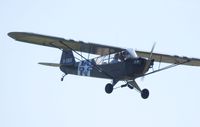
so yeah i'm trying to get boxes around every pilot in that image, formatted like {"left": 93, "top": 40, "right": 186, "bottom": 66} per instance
{"left": 122, "top": 50, "right": 131, "bottom": 60}
{"left": 111, "top": 53, "right": 119, "bottom": 63}
{"left": 119, "top": 52, "right": 125, "bottom": 61}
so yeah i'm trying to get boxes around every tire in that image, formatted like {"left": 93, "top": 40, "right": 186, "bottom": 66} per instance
{"left": 105, "top": 83, "right": 113, "bottom": 94}
{"left": 141, "top": 89, "right": 149, "bottom": 99}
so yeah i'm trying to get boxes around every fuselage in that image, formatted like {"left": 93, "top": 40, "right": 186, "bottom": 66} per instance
{"left": 60, "top": 57, "right": 150, "bottom": 80}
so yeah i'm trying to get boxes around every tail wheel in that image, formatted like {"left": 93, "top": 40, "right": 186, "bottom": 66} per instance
{"left": 105, "top": 83, "right": 113, "bottom": 94}
{"left": 141, "top": 89, "right": 149, "bottom": 99}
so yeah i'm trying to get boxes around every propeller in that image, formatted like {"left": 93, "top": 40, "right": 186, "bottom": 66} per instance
{"left": 149, "top": 42, "right": 156, "bottom": 60}
{"left": 148, "top": 42, "right": 156, "bottom": 69}
{"left": 141, "top": 42, "right": 156, "bottom": 81}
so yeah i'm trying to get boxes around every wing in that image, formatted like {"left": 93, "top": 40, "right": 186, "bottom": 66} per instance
{"left": 136, "top": 50, "right": 200, "bottom": 66}
{"left": 8, "top": 32, "right": 124, "bottom": 56}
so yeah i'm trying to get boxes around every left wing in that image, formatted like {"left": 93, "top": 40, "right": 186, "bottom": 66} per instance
{"left": 8, "top": 32, "right": 124, "bottom": 56}
{"left": 136, "top": 50, "right": 200, "bottom": 66}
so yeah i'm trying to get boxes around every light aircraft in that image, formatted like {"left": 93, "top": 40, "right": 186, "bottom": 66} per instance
{"left": 8, "top": 32, "right": 200, "bottom": 99}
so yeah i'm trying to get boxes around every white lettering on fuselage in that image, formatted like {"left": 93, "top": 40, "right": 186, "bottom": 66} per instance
{"left": 63, "top": 58, "right": 73, "bottom": 64}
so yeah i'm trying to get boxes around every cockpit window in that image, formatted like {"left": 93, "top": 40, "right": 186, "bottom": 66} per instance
{"left": 93, "top": 49, "right": 138, "bottom": 65}
{"left": 111, "top": 53, "right": 120, "bottom": 63}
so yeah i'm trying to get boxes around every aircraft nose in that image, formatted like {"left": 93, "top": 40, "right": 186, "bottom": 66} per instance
{"left": 150, "top": 59, "right": 154, "bottom": 66}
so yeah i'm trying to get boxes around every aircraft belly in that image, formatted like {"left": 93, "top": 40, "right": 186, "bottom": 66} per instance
{"left": 91, "top": 63, "right": 126, "bottom": 79}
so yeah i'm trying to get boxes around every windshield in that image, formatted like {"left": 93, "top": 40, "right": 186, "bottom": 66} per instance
{"left": 125, "top": 49, "right": 138, "bottom": 58}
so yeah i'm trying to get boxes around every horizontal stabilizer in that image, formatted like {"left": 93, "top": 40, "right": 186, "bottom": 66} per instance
{"left": 38, "top": 62, "right": 61, "bottom": 67}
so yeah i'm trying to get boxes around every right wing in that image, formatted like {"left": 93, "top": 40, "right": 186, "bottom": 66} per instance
{"left": 136, "top": 50, "right": 200, "bottom": 66}
{"left": 8, "top": 32, "right": 124, "bottom": 56}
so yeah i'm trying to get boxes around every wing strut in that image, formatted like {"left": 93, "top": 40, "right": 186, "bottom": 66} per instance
{"left": 58, "top": 40, "right": 115, "bottom": 79}
{"left": 142, "top": 59, "right": 191, "bottom": 77}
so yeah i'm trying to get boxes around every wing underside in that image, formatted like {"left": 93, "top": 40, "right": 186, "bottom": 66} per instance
{"left": 136, "top": 50, "right": 200, "bottom": 66}
{"left": 8, "top": 32, "right": 124, "bottom": 56}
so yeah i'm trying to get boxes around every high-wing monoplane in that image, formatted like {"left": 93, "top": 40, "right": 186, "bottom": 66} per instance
{"left": 8, "top": 32, "right": 200, "bottom": 99}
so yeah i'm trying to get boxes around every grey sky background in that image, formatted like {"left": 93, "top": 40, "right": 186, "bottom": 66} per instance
{"left": 1, "top": 0, "right": 200, "bottom": 127}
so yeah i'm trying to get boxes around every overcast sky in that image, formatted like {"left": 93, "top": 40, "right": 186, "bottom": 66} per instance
{"left": 1, "top": 0, "right": 200, "bottom": 127}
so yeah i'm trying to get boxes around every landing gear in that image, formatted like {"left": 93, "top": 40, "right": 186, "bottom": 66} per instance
{"left": 127, "top": 84, "right": 134, "bottom": 89}
{"left": 105, "top": 79, "right": 119, "bottom": 94}
{"left": 141, "top": 89, "right": 149, "bottom": 99}
{"left": 105, "top": 80, "right": 150, "bottom": 99}
{"left": 61, "top": 74, "right": 67, "bottom": 81}
{"left": 105, "top": 83, "right": 113, "bottom": 94}
{"left": 127, "top": 81, "right": 150, "bottom": 99}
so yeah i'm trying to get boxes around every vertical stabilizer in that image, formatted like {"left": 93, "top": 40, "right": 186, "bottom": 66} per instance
{"left": 60, "top": 50, "right": 75, "bottom": 65}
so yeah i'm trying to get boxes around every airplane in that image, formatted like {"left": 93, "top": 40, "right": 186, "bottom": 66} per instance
{"left": 8, "top": 32, "right": 200, "bottom": 99}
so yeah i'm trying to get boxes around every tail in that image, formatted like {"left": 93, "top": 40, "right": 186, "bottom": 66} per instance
{"left": 60, "top": 50, "right": 75, "bottom": 65}
{"left": 38, "top": 50, "right": 75, "bottom": 68}
{"left": 59, "top": 50, "right": 76, "bottom": 73}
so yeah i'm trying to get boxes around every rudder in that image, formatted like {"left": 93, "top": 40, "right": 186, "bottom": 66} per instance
{"left": 60, "top": 50, "right": 75, "bottom": 65}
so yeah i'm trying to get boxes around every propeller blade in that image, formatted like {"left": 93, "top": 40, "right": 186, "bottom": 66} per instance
{"left": 149, "top": 42, "right": 156, "bottom": 60}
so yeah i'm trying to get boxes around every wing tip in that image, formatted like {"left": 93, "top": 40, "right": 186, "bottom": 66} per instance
{"left": 7, "top": 32, "right": 25, "bottom": 40}
{"left": 8, "top": 32, "right": 16, "bottom": 39}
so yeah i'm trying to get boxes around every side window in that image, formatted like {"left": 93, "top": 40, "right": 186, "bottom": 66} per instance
{"left": 111, "top": 53, "right": 120, "bottom": 63}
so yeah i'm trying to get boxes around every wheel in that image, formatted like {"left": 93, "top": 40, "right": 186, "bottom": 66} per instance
{"left": 141, "top": 89, "right": 149, "bottom": 99}
{"left": 105, "top": 83, "right": 113, "bottom": 94}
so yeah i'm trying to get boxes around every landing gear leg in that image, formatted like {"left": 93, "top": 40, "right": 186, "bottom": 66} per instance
{"left": 128, "top": 80, "right": 150, "bottom": 99}
{"left": 61, "top": 74, "right": 67, "bottom": 81}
